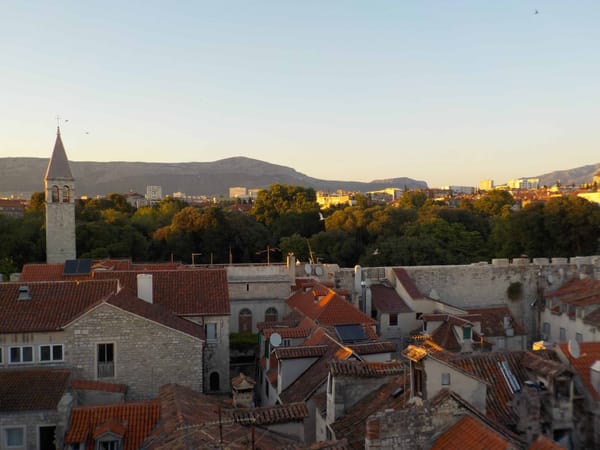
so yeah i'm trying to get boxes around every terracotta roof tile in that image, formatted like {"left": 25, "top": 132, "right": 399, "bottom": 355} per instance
{"left": 93, "top": 268, "right": 230, "bottom": 316}
{"left": 329, "top": 360, "right": 404, "bottom": 378}
{"left": 430, "top": 415, "right": 514, "bottom": 450}
{"left": 370, "top": 284, "right": 413, "bottom": 314}
{"left": 465, "top": 307, "right": 527, "bottom": 337}
{"left": 392, "top": 267, "right": 426, "bottom": 299}
{"left": 263, "top": 326, "right": 313, "bottom": 339}
{"left": 65, "top": 401, "right": 161, "bottom": 450}
{"left": 545, "top": 277, "right": 600, "bottom": 308}
{"left": 231, "top": 402, "right": 308, "bottom": 425}
{"left": 0, "top": 279, "right": 118, "bottom": 333}
{"left": 528, "top": 434, "right": 564, "bottom": 449}
{"left": 0, "top": 368, "right": 70, "bottom": 411}
{"left": 275, "top": 345, "right": 329, "bottom": 360}
{"left": 557, "top": 342, "right": 600, "bottom": 400}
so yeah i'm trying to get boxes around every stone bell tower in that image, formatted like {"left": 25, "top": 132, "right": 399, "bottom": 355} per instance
{"left": 45, "top": 127, "right": 76, "bottom": 263}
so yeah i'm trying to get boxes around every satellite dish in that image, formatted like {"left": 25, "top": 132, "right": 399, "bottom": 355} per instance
{"left": 269, "top": 332, "right": 282, "bottom": 347}
{"left": 546, "top": 274, "right": 554, "bottom": 285}
{"left": 304, "top": 263, "right": 312, "bottom": 276}
{"left": 568, "top": 339, "right": 581, "bottom": 359}
{"left": 315, "top": 265, "right": 324, "bottom": 276}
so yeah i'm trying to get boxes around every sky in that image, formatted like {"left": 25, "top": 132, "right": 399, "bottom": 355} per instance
{"left": 1, "top": 1, "right": 600, "bottom": 188}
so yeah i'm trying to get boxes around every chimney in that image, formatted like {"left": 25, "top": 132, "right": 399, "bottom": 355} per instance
{"left": 18, "top": 285, "right": 31, "bottom": 301}
{"left": 137, "top": 274, "right": 153, "bottom": 303}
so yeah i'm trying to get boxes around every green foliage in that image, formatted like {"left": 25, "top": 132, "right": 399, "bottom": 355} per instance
{"left": 473, "top": 190, "right": 514, "bottom": 217}
{"left": 230, "top": 333, "right": 259, "bottom": 352}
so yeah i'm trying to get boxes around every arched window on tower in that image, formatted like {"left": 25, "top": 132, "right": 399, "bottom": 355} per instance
{"left": 239, "top": 308, "right": 253, "bottom": 334}
{"left": 265, "top": 307, "right": 278, "bottom": 323}
{"left": 62, "top": 185, "right": 71, "bottom": 203}
{"left": 51, "top": 185, "right": 60, "bottom": 203}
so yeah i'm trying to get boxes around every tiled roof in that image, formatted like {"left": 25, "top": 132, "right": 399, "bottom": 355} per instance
{"left": 65, "top": 401, "right": 161, "bottom": 450}
{"left": 557, "top": 342, "right": 600, "bottom": 400}
{"left": 144, "top": 384, "right": 301, "bottom": 449}
{"left": 392, "top": 267, "right": 426, "bottom": 299}
{"left": 104, "top": 288, "right": 205, "bottom": 340}
{"left": 528, "top": 434, "right": 564, "bottom": 449}
{"left": 465, "top": 307, "right": 527, "bottom": 337}
{"left": 71, "top": 379, "right": 128, "bottom": 394}
{"left": 370, "top": 284, "right": 413, "bottom": 314}
{"left": 20, "top": 263, "right": 72, "bottom": 281}
{"left": 45, "top": 129, "right": 74, "bottom": 180}
{"left": 93, "top": 268, "right": 230, "bottom": 316}
{"left": 329, "top": 360, "right": 404, "bottom": 378}
{"left": 330, "top": 375, "right": 409, "bottom": 448}
{"left": 545, "top": 277, "right": 600, "bottom": 308}
{"left": 448, "top": 351, "right": 560, "bottom": 428}
{"left": 263, "top": 326, "right": 313, "bottom": 339}
{"left": 583, "top": 306, "right": 600, "bottom": 327}
{"left": 287, "top": 284, "right": 376, "bottom": 326}
{"left": 231, "top": 402, "right": 308, "bottom": 425}
{"left": 0, "top": 368, "right": 70, "bottom": 411}
{"left": 275, "top": 345, "right": 329, "bottom": 360}
{"left": 0, "top": 279, "right": 118, "bottom": 333}
{"left": 430, "top": 414, "right": 515, "bottom": 450}
{"left": 348, "top": 341, "right": 397, "bottom": 355}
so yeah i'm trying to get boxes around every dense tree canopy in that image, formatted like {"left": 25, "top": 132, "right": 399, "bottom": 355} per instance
{"left": 1, "top": 185, "right": 600, "bottom": 272}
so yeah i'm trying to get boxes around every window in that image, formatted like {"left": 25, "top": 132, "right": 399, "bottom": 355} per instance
{"left": 96, "top": 440, "right": 120, "bottom": 450}
{"left": 4, "top": 426, "right": 25, "bottom": 448}
{"left": 97, "top": 343, "right": 114, "bottom": 378}
{"left": 51, "top": 185, "right": 60, "bottom": 203}
{"left": 496, "top": 337, "right": 506, "bottom": 349}
{"left": 264, "top": 307, "right": 278, "bottom": 323}
{"left": 559, "top": 327, "right": 566, "bottom": 342}
{"left": 441, "top": 373, "right": 451, "bottom": 386}
{"left": 209, "top": 372, "right": 220, "bottom": 391}
{"left": 205, "top": 323, "right": 218, "bottom": 342}
{"left": 62, "top": 185, "right": 71, "bottom": 203}
{"left": 389, "top": 313, "right": 398, "bottom": 326}
{"left": 40, "top": 344, "right": 64, "bottom": 362}
{"left": 283, "top": 339, "right": 291, "bottom": 347}
{"left": 9, "top": 346, "right": 33, "bottom": 364}
{"left": 239, "top": 309, "right": 252, "bottom": 334}
{"left": 463, "top": 327, "right": 472, "bottom": 340}
{"left": 576, "top": 333, "right": 583, "bottom": 343}
{"left": 542, "top": 322, "right": 551, "bottom": 339}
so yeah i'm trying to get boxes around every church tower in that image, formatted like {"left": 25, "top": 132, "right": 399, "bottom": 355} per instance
{"left": 45, "top": 127, "right": 76, "bottom": 263}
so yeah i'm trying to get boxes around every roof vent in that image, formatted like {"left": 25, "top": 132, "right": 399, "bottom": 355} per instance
{"left": 18, "top": 285, "right": 31, "bottom": 301}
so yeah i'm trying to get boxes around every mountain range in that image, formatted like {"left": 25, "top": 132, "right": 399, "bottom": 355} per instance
{"left": 0, "top": 156, "right": 598, "bottom": 198}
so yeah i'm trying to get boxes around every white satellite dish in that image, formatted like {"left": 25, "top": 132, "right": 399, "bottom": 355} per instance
{"left": 315, "top": 265, "right": 324, "bottom": 276}
{"left": 269, "top": 332, "right": 282, "bottom": 348}
{"left": 304, "top": 263, "right": 312, "bottom": 276}
{"left": 568, "top": 339, "right": 581, "bottom": 359}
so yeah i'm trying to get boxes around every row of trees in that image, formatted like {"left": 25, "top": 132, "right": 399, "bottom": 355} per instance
{"left": 1, "top": 185, "right": 600, "bottom": 277}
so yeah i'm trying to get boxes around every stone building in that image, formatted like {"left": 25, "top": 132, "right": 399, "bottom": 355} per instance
{"left": 44, "top": 127, "right": 76, "bottom": 263}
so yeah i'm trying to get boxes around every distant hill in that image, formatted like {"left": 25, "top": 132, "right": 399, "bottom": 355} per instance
{"left": 536, "top": 163, "right": 600, "bottom": 187}
{"left": 0, "top": 156, "right": 428, "bottom": 198}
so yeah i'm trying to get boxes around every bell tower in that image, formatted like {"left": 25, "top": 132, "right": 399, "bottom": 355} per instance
{"left": 45, "top": 127, "right": 76, "bottom": 263}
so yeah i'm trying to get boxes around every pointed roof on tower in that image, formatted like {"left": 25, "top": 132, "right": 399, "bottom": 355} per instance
{"left": 45, "top": 127, "right": 74, "bottom": 181}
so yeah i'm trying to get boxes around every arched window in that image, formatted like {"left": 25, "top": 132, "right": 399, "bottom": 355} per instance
{"left": 51, "top": 185, "right": 60, "bottom": 203}
{"left": 264, "top": 307, "right": 278, "bottom": 323}
{"left": 62, "top": 185, "right": 70, "bottom": 203}
{"left": 210, "top": 372, "right": 220, "bottom": 391}
{"left": 239, "top": 308, "right": 253, "bottom": 334}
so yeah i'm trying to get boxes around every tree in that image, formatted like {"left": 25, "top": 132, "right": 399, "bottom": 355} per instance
{"left": 473, "top": 190, "right": 514, "bottom": 217}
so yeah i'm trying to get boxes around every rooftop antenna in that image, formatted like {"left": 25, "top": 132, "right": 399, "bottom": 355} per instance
{"left": 306, "top": 238, "right": 315, "bottom": 264}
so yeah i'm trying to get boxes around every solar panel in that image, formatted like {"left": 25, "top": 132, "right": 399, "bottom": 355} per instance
{"left": 335, "top": 324, "right": 368, "bottom": 343}
{"left": 63, "top": 258, "right": 93, "bottom": 275}
{"left": 63, "top": 259, "right": 78, "bottom": 275}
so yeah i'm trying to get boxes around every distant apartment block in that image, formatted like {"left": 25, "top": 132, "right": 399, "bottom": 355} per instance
{"left": 145, "top": 185, "right": 162, "bottom": 202}
{"left": 366, "top": 188, "right": 404, "bottom": 202}
{"left": 507, "top": 177, "right": 540, "bottom": 190}
{"left": 479, "top": 179, "right": 494, "bottom": 191}
{"left": 0, "top": 199, "right": 26, "bottom": 217}
{"left": 229, "top": 186, "right": 260, "bottom": 201}
{"left": 316, "top": 191, "right": 356, "bottom": 208}
{"left": 441, "top": 185, "right": 476, "bottom": 195}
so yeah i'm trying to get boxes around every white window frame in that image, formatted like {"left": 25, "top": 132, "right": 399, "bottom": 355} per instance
{"left": 39, "top": 344, "right": 64, "bottom": 363}
{"left": 205, "top": 323, "right": 218, "bottom": 343}
{"left": 3, "top": 425, "right": 26, "bottom": 448}
{"left": 9, "top": 346, "right": 34, "bottom": 364}
{"left": 441, "top": 373, "right": 451, "bottom": 386}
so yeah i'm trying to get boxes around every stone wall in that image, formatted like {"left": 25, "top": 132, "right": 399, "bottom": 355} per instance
{"left": 63, "top": 303, "right": 203, "bottom": 400}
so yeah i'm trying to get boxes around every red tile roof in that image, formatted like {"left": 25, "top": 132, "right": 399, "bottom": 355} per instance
{"left": 93, "top": 268, "right": 230, "bottom": 316}
{"left": 545, "top": 277, "right": 600, "bottom": 308}
{"left": 71, "top": 379, "right": 128, "bottom": 394}
{"left": 329, "top": 360, "right": 404, "bottom": 378}
{"left": 104, "top": 288, "right": 205, "bottom": 340}
{"left": 0, "top": 368, "right": 70, "bottom": 411}
{"left": 231, "top": 402, "right": 308, "bottom": 425}
{"left": 0, "top": 279, "right": 118, "bottom": 333}
{"left": 430, "top": 414, "right": 514, "bottom": 450}
{"left": 263, "top": 326, "right": 313, "bottom": 339}
{"left": 465, "top": 307, "right": 527, "bottom": 337}
{"left": 557, "top": 342, "right": 600, "bottom": 400}
{"left": 287, "top": 284, "right": 376, "bottom": 326}
{"left": 20, "top": 263, "right": 72, "bottom": 281}
{"left": 65, "top": 401, "right": 161, "bottom": 450}
{"left": 528, "top": 434, "right": 564, "bottom": 449}
{"left": 370, "top": 284, "right": 413, "bottom": 314}
{"left": 392, "top": 267, "right": 426, "bottom": 299}
{"left": 275, "top": 345, "right": 329, "bottom": 360}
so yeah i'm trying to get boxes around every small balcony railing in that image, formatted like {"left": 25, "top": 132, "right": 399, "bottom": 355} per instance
{"left": 97, "top": 361, "right": 114, "bottom": 378}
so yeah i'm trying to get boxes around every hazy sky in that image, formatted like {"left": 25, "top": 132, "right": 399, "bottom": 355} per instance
{"left": 2, "top": 1, "right": 599, "bottom": 188}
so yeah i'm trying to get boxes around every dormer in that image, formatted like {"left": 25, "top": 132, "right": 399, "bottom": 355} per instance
{"left": 92, "top": 419, "right": 126, "bottom": 450}
{"left": 17, "top": 285, "right": 31, "bottom": 301}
